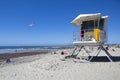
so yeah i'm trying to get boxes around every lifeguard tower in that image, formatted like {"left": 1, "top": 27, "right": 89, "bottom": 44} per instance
{"left": 67, "top": 13, "right": 112, "bottom": 62}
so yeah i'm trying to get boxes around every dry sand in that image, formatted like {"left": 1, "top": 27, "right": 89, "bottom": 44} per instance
{"left": 0, "top": 47, "right": 120, "bottom": 80}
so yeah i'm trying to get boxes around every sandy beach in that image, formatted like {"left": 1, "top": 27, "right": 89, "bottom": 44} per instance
{"left": 0, "top": 47, "right": 120, "bottom": 80}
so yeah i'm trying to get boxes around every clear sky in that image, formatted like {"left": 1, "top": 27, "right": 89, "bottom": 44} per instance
{"left": 0, "top": 0, "right": 120, "bottom": 46}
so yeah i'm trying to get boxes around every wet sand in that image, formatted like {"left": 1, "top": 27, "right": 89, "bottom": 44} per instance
{"left": 0, "top": 51, "right": 48, "bottom": 62}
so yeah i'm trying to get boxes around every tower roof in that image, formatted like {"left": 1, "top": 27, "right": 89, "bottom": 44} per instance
{"left": 71, "top": 13, "right": 108, "bottom": 26}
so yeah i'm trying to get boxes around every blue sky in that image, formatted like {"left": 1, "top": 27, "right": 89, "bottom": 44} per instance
{"left": 0, "top": 0, "right": 120, "bottom": 46}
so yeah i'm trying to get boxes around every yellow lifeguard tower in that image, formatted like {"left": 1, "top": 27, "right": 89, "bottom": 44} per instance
{"left": 66, "top": 13, "right": 112, "bottom": 62}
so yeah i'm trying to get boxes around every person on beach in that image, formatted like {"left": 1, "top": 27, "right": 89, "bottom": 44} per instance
{"left": 81, "top": 27, "right": 84, "bottom": 41}
{"left": 61, "top": 51, "right": 64, "bottom": 55}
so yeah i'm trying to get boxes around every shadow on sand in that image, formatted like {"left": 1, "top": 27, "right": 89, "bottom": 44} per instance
{"left": 89, "top": 56, "right": 120, "bottom": 62}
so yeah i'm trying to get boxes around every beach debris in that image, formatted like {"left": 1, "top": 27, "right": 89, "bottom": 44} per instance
{"left": 51, "top": 51, "right": 57, "bottom": 54}
{"left": 112, "top": 49, "right": 115, "bottom": 51}
{"left": 73, "top": 58, "right": 90, "bottom": 63}
{"left": 105, "top": 46, "right": 109, "bottom": 50}
{"left": 6, "top": 58, "right": 11, "bottom": 63}
{"left": 60, "top": 56, "right": 66, "bottom": 61}
{"left": 54, "top": 51, "right": 56, "bottom": 54}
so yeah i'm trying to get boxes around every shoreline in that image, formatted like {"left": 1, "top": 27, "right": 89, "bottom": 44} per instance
{"left": 0, "top": 51, "right": 51, "bottom": 68}
{"left": 0, "top": 51, "right": 49, "bottom": 62}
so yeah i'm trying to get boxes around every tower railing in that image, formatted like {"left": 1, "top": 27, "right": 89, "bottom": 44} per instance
{"left": 73, "top": 29, "right": 95, "bottom": 42}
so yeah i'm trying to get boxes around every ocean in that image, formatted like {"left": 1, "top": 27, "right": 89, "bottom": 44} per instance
{"left": 0, "top": 46, "right": 61, "bottom": 54}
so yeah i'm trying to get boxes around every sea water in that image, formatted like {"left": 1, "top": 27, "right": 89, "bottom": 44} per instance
{"left": 0, "top": 46, "right": 60, "bottom": 54}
